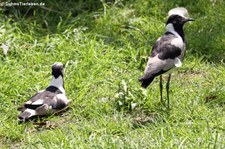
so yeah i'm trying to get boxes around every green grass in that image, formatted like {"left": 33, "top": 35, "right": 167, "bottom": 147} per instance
{"left": 0, "top": 0, "right": 225, "bottom": 148}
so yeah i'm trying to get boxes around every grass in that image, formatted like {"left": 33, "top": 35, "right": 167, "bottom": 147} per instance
{"left": 0, "top": 0, "right": 225, "bottom": 148}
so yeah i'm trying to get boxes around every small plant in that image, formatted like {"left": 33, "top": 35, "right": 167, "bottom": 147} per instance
{"left": 114, "top": 80, "right": 148, "bottom": 112}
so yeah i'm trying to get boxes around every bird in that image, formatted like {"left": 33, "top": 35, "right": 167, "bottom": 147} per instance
{"left": 138, "top": 7, "right": 194, "bottom": 108}
{"left": 18, "top": 62, "right": 70, "bottom": 122}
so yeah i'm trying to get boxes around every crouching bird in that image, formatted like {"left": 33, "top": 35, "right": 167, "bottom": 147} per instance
{"left": 18, "top": 62, "right": 70, "bottom": 122}
{"left": 138, "top": 7, "right": 194, "bottom": 108}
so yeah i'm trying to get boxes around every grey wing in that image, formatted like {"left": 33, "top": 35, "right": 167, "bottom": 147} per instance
{"left": 18, "top": 91, "right": 52, "bottom": 120}
{"left": 24, "top": 91, "right": 69, "bottom": 111}
{"left": 18, "top": 91, "right": 70, "bottom": 120}
{"left": 24, "top": 90, "right": 44, "bottom": 105}
{"left": 150, "top": 34, "right": 175, "bottom": 57}
{"left": 138, "top": 44, "right": 176, "bottom": 88}
{"left": 143, "top": 55, "right": 175, "bottom": 78}
{"left": 144, "top": 44, "right": 181, "bottom": 77}
{"left": 23, "top": 91, "right": 55, "bottom": 109}
{"left": 17, "top": 91, "right": 43, "bottom": 111}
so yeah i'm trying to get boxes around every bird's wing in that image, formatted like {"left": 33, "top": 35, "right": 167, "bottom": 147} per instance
{"left": 151, "top": 33, "right": 182, "bottom": 58}
{"left": 25, "top": 90, "right": 44, "bottom": 103}
{"left": 22, "top": 86, "right": 62, "bottom": 108}
{"left": 17, "top": 91, "right": 43, "bottom": 112}
{"left": 25, "top": 92, "right": 69, "bottom": 111}
{"left": 143, "top": 34, "right": 182, "bottom": 78}
{"left": 23, "top": 90, "right": 56, "bottom": 110}
{"left": 18, "top": 91, "right": 69, "bottom": 121}
{"left": 18, "top": 92, "right": 49, "bottom": 120}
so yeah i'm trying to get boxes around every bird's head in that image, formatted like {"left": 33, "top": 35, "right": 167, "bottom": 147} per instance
{"left": 51, "top": 62, "right": 64, "bottom": 78}
{"left": 166, "top": 14, "right": 194, "bottom": 27}
{"left": 167, "top": 7, "right": 194, "bottom": 27}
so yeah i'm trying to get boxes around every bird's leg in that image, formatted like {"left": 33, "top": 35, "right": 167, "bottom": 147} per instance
{"left": 160, "top": 75, "right": 163, "bottom": 103}
{"left": 166, "top": 74, "right": 171, "bottom": 109}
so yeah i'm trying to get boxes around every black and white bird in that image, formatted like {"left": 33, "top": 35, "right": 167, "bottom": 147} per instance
{"left": 138, "top": 7, "right": 194, "bottom": 108}
{"left": 18, "top": 62, "right": 70, "bottom": 122}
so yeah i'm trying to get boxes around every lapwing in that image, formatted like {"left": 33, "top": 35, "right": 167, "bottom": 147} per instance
{"left": 18, "top": 62, "right": 70, "bottom": 122}
{"left": 138, "top": 7, "right": 194, "bottom": 108}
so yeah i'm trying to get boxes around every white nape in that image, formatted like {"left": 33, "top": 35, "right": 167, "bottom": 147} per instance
{"left": 49, "top": 76, "right": 65, "bottom": 94}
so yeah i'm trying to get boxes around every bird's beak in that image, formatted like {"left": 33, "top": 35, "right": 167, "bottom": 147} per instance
{"left": 185, "top": 17, "right": 195, "bottom": 22}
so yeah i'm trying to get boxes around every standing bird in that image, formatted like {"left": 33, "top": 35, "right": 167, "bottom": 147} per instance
{"left": 138, "top": 8, "right": 194, "bottom": 108}
{"left": 18, "top": 62, "right": 70, "bottom": 122}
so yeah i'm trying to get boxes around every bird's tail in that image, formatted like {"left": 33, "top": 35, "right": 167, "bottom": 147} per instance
{"left": 138, "top": 75, "right": 155, "bottom": 88}
{"left": 18, "top": 108, "right": 37, "bottom": 122}
{"left": 18, "top": 104, "right": 50, "bottom": 122}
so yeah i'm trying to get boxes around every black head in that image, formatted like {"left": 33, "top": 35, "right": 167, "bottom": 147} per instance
{"left": 166, "top": 14, "right": 194, "bottom": 27}
{"left": 51, "top": 62, "right": 64, "bottom": 78}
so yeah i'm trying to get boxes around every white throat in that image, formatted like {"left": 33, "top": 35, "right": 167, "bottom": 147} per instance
{"left": 166, "top": 23, "right": 181, "bottom": 38}
{"left": 49, "top": 75, "right": 65, "bottom": 94}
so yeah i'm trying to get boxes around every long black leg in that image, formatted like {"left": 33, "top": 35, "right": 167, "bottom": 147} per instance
{"left": 160, "top": 75, "right": 163, "bottom": 103}
{"left": 166, "top": 74, "right": 171, "bottom": 109}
